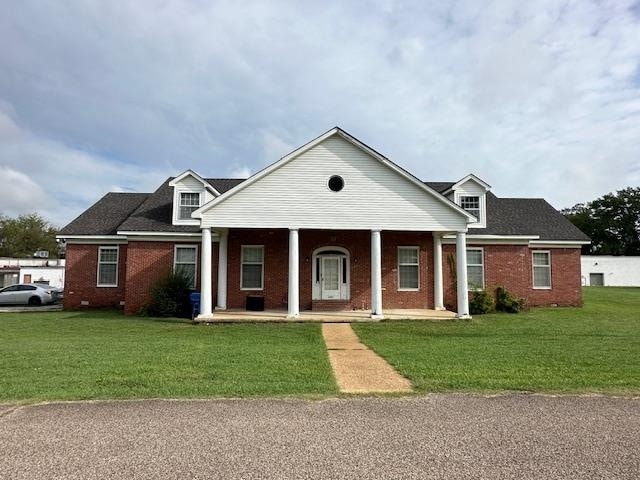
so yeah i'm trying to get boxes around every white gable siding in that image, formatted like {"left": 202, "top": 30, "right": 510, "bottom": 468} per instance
{"left": 453, "top": 179, "right": 487, "bottom": 228}
{"left": 172, "top": 175, "right": 214, "bottom": 225}
{"left": 200, "top": 136, "right": 468, "bottom": 231}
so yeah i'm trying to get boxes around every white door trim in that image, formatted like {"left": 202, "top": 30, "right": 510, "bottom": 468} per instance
{"left": 312, "top": 246, "right": 350, "bottom": 300}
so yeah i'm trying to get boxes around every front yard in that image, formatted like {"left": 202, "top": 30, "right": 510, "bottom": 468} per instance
{"left": 0, "top": 287, "right": 638, "bottom": 402}
{"left": 354, "top": 287, "right": 640, "bottom": 394}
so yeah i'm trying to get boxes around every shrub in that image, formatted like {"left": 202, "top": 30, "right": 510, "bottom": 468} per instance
{"left": 469, "top": 289, "right": 495, "bottom": 315}
{"left": 144, "top": 272, "right": 194, "bottom": 318}
{"left": 495, "top": 286, "right": 527, "bottom": 313}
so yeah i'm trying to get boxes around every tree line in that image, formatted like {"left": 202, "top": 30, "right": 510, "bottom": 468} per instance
{"left": 0, "top": 213, "right": 60, "bottom": 258}
{"left": 562, "top": 187, "right": 640, "bottom": 256}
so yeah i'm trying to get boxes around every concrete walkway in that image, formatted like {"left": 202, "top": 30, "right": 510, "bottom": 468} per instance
{"left": 322, "top": 323, "right": 412, "bottom": 393}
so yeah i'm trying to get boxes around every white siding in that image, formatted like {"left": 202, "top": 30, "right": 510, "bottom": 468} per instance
{"left": 453, "top": 179, "right": 487, "bottom": 228}
{"left": 20, "top": 267, "right": 65, "bottom": 288}
{"left": 200, "top": 135, "right": 468, "bottom": 231}
{"left": 581, "top": 255, "right": 640, "bottom": 286}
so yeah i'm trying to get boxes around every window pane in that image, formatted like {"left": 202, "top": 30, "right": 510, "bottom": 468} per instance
{"left": 533, "top": 266, "right": 551, "bottom": 287}
{"left": 176, "top": 247, "right": 196, "bottom": 263}
{"left": 460, "top": 196, "right": 480, "bottom": 209}
{"left": 398, "top": 247, "right": 418, "bottom": 265}
{"left": 533, "top": 252, "right": 550, "bottom": 266}
{"left": 399, "top": 265, "right": 419, "bottom": 289}
{"left": 467, "top": 265, "right": 484, "bottom": 288}
{"left": 100, "top": 248, "right": 117, "bottom": 263}
{"left": 179, "top": 205, "right": 197, "bottom": 220}
{"left": 243, "top": 247, "right": 263, "bottom": 263}
{"left": 180, "top": 193, "right": 200, "bottom": 206}
{"left": 98, "top": 264, "right": 117, "bottom": 285}
{"left": 175, "top": 264, "right": 196, "bottom": 287}
{"left": 242, "top": 264, "right": 263, "bottom": 289}
{"left": 466, "top": 249, "right": 482, "bottom": 265}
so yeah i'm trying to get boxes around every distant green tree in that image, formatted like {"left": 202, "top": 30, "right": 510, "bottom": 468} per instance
{"left": 562, "top": 187, "right": 640, "bottom": 255}
{"left": 0, "top": 213, "right": 59, "bottom": 258}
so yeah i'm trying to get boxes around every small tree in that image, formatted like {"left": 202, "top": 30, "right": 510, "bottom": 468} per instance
{"left": 0, "top": 213, "right": 59, "bottom": 258}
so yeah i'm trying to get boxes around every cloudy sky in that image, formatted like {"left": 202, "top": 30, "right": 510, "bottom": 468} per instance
{"left": 1, "top": 0, "right": 639, "bottom": 227}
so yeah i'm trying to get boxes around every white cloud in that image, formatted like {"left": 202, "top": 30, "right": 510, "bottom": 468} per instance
{"left": 0, "top": 0, "right": 638, "bottom": 222}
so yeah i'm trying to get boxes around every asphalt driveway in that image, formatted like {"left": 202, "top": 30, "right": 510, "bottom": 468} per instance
{"left": 1, "top": 394, "right": 638, "bottom": 479}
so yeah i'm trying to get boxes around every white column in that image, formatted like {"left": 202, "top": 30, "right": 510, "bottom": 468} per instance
{"left": 455, "top": 231, "right": 470, "bottom": 318}
{"left": 371, "top": 229, "right": 383, "bottom": 319}
{"left": 216, "top": 229, "right": 228, "bottom": 310}
{"left": 197, "top": 227, "right": 213, "bottom": 320}
{"left": 287, "top": 228, "right": 299, "bottom": 318}
{"left": 433, "top": 232, "right": 444, "bottom": 310}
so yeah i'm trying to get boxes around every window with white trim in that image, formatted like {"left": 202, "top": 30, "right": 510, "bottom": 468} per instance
{"left": 241, "top": 246, "right": 264, "bottom": 290}
{"left": 466, "top": 248, "right": 484, "bottom": 289}
{"left": 460, "top": 196, "right": 480, "bottom": 220}
{"left": 97, "top": 246, "right": 119, "bottom": 287}
{"left": 398, "top": 246, "right": 419, "bottom": 290}
{"left": 532, "top": 251, "right": 552, "bottom": 288}
{"left": 174, "top": 245, "right": 197, "bottom": 289}
{"left": 178, "top": 192, "right": 201, "bottom": 220}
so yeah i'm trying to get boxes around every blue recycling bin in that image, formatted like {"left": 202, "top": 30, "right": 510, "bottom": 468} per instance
{"left": 190, "top": 292, "right": 201, "bottom": 320}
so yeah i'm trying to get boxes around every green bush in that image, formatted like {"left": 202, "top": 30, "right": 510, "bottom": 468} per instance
{"left": 469, "top": 289, "right": 495, "bottom": 315}
{"left": 495, "top": 286, "right": 527, "bottom": 313}
{"left": 144, "top": 272, "right": 194, "bottom": 318}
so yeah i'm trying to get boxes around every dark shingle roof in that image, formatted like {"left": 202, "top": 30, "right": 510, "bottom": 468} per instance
{"left": 424, "top": 182, "right": 455, "bottom": 193}
{"left": 59, "top": 193, "right": 149, "bottom": 235}
{"left": 475, "top": 193, "right": 590, "bottom": 241}
{"left": 116, "top": 178, "right": 245, "bottom": 233}
{"left": 60, "top": 176, "right": 588, "bottom": 242}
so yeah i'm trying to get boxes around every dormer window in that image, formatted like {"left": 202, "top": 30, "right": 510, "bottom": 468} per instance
{"left": 179, "top": 192, "right": 201, "bottom": 220}
{"left": 460, "top": 196, "right": 480, "bottom": 221}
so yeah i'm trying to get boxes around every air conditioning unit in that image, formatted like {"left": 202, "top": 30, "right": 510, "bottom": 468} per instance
{"left": 33, "top": 250, "right": 50, "bottom": 258}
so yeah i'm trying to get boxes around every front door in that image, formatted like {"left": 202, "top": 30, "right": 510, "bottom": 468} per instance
{"left": 321, "top": 256, "right": 341, "bottom": 299}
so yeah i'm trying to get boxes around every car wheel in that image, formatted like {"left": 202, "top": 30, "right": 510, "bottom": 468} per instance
{"left": 28, "top": 296, "right": 42, "bottom": 307}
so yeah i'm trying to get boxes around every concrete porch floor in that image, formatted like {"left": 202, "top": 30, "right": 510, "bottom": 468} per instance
{"left": 203, "top": 308, "right": 457, "bottom": 323}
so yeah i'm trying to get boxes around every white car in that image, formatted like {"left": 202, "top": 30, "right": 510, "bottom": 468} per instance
{"left": 0, "top": 283, "right": 63, "bottom": 306}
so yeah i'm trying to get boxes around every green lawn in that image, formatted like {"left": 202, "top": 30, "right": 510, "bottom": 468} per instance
{"left": 0, "top": 311, "right": 337, "bottom": 402}
{"left": 353, "top": 287, "right": 640, "bottom": 394}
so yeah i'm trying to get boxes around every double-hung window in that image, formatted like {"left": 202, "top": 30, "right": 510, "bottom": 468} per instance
{"left": 97, "top": 246, "right": 119, "bottom": 287}
{"left": 460, "top": 196, "right": 480, "bottom": 220}
{"left": 466, "top": 248, "right": 484, "bottom": 289}
{"left": 241, "top": 246, "right": 264, "bottom": 290}
{"left": 532, "top": 251, "right": 552, "bottom": 288}
{"left": 179, "top": 192, "right": 200, "bottom": 220}
{"left": 398, "top": 246, "right": 419, "bottom": 290}
{"left": 174, "top": 245, "right": 197, "bottom": 289}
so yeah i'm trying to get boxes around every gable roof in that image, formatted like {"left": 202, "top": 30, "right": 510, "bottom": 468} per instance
{"left": 59, "top": 193, "right": 149, "bottom": 236}
{"left": 443, "top": 173, "right": 491, "bottom": 194}
{"left": 168, "top": 170, "right": 221, "bottom": 195}
{"left": 193, "top": 127, "right": 476, "bottom": 223}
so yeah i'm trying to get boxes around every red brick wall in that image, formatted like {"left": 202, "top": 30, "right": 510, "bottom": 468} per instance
{"left": 226, "top": 229, "right": 434, "bottom": 310}
{"left": 123, "top": 241, "right": 218, "bottom": 314}
{"left": 443, "top": 244, "right": 582, "bottom": 309}
{"left": 63, "top": 243, "right": 128, "bottom": 309}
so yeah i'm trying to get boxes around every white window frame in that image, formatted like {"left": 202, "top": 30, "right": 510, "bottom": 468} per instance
{"left": 177, "top": 192, "right": 201, "bottom": 221}
{"left": 459, "top": 195, "right": 481, "bottom": 220}
{"left": 466, "top": 247, "right": 485, "bottom": 290}
{"left": 240, "top": 245, "right": 264, "bottom": 291}
{"left": 173, "top": 244, "right": 198, "bottom": 289}
{"left": 397, "top": 246, "right": 420, "bottom": 291}
{"left": 97, "top": 245, "right": 119, "bottom": 287}
{"left": 532, "top": 250, "right": 552, "bottom": 289}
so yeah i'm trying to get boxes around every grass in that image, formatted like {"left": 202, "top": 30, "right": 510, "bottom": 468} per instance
{"left": 0, "top": 311, "right": 337, "bottom": 402}
{"left": 353, "top": 287, "right": 640, "bottom": 394}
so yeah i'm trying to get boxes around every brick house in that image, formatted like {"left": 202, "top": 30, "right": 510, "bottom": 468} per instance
{"left": 58, "top": 127, "right": 589, "bottom": 319}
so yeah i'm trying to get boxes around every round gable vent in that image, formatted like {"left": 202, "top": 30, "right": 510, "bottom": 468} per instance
{"left": 328, "top": 175, "right": 344, "bottom": 192}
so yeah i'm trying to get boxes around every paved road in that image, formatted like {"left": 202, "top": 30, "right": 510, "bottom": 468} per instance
{"left": 1, "top": 394, "right": 638, "bottom": 479}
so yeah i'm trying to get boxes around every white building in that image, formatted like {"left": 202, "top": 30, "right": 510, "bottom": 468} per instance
{"left": 581, "top": 255, "right": 640, "bottom": 287}
{"left": 0, "top": 258, "right": 65, "bottom": 288}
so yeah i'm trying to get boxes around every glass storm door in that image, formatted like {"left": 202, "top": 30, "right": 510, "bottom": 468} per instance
{"left": 321, "top": 256, "right": 341, "bottom": 299}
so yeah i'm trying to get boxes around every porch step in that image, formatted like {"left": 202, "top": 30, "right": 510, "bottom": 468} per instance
{"left": 312, "top": 300, "right": 351, "bottom": 312}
